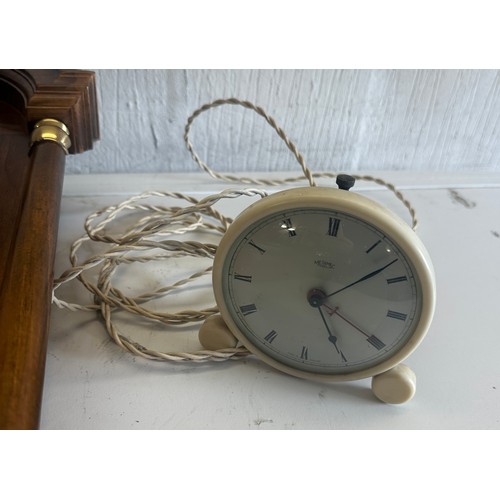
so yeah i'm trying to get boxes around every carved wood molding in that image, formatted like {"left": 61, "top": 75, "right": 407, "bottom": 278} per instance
{"left": 0, "top": 69, "right": 99, "bottom": 153}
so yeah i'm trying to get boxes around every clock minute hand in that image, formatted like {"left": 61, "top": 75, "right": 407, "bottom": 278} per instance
{"left": 326, "top": 258, "right": 398, "bottom": 298}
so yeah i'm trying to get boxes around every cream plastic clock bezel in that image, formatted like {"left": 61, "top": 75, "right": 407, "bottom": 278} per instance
{"left": 212, "top": 186, "right": 436, "bottom": 383}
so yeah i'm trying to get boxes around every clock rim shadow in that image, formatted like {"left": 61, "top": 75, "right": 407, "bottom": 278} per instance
{"left": 295, "top": 375, "right": 379, "bottom": 405}
{"left": 241, "top": 356, "right": 381, "bottom": 405}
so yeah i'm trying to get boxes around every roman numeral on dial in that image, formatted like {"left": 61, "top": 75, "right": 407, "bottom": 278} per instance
{"left": 386, "top": 276, "right": 408, "bottom": 284}
{"left": 234, "top": 274, "right": 252, "bottom": 283}
{"left": 327, "top": 217, "right": 341, "bottom": 236}
{"left": 367, "top": 335, "right": 386, "bottom": 350}
{"left": 387, "top": 310, "right": 407, "bottom": 321}
{"left": 264, "top": 330, "right": 278, "bottom": 343}
{"left": 240, "top": 304, "right": 257, "bottom": 316}
{"left": 281, "top": 218, "right": 297, "bottom": 237}
{"left": 300, "top": 346, "right": 308, "bottom": 360}
{"left": 248, "top": 240, "right": 266, "bottom": 254}
{"left": 366, "top": 240, "right": 382, "bottom": 253}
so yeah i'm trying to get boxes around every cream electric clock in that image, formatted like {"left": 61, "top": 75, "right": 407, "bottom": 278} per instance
{"left": 208, "top": 176, "right": 436, "bottom": 404}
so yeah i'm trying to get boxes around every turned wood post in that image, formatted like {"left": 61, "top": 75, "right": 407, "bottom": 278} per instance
{"left": 0, "top": 70, "right": 99, "bottom": 429}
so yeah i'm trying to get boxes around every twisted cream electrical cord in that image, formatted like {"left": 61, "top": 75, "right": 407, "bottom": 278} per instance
{"left": 53, "top": 97, "right": 419, "bottom": 363}
{"left": 185, "top": 98, "right": 418, "bottom": 229}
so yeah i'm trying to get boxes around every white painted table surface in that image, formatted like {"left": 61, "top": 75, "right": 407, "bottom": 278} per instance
{"left": 40, "top": 171, "right": 500, "bottom": 429}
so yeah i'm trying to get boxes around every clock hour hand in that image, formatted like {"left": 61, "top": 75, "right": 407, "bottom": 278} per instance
{"left": 318, "top": 307, "right": 347, "bottom": 362}
{"left": 308, "top": 290, "right": 347, "bottom": 362}
{"left": 326, "top": 258, "right": 398, "bottom": 298}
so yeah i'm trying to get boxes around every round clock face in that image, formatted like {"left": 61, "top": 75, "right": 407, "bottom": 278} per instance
{"left": 213, "top": 188, "right": 434, "bottom": 381}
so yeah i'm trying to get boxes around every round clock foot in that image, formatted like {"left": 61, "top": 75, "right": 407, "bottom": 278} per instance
{"left": 199, "top": 314, "right": 238, "bottom": 350}
{"left": 371, "top": 364, "right": 416, "bottom": 404}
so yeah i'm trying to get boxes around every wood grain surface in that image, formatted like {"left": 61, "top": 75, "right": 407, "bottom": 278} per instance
{"left": 0, "top": 136, "right": 65, "bottom": 429}
{"left": 0, "top": 70, "right": 98, "bottom": 429}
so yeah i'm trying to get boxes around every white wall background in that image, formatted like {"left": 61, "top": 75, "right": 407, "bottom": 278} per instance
{"left": 66, "top": 69, "right": 500, "bottom": 175}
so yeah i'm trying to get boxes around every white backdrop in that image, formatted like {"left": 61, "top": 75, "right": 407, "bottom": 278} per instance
{"left": 66, "top": 69, "right": 500, "bottom": 174}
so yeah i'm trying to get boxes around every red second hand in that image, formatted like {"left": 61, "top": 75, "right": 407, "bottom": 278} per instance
{"left": 322, "top": 304, "right": 370, "bottom": 339}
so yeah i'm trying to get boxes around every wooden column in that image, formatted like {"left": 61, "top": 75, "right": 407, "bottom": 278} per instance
{"left": 0, "top": 70, "right": 99, "bottom": 429}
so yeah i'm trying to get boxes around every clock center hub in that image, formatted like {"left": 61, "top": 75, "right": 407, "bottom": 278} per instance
{"left": 307, "top": 288, "right": 327, "bottom": 308}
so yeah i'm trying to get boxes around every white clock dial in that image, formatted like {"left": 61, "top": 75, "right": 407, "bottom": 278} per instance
{"left": 213, "top": 187, "right": 435, "bottom": 383}
{"left": 221, "top": 208, "right": 421, "bottom": 375}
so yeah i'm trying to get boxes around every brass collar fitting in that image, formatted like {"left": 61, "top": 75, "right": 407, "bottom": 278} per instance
{"left": 30, "top": 118, "right": 71, "bottom": 154}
